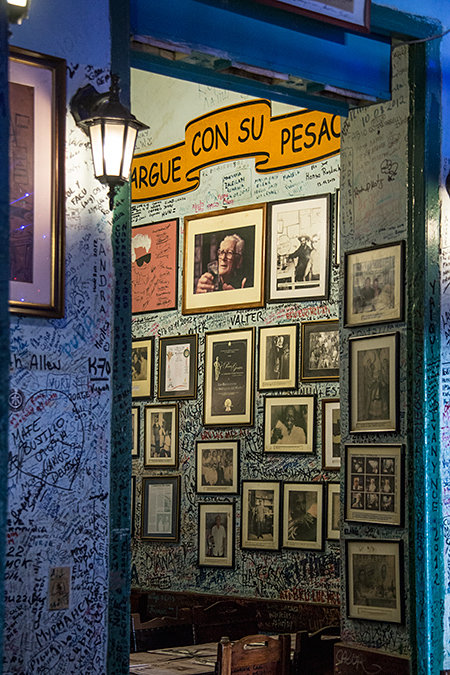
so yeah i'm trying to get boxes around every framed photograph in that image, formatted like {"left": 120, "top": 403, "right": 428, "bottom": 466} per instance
{"left": 196, "top": 440, "right": 239, "bottom": 494}
{"left": 347, "top": 540, "right": 403, "bottom": 623}
{"left": 158, "top": 334, "right": 198, "bottom": 400}
{"left": 241, "top": 481, "right": 280, "bottom": 551}
{"left": 268, "top": 195, "right": 330, "bottom": 303}
{"left": 322, "top": 399, "right": 341, "bottom": 470}
{"left": 258, "top": 324, "right": 298, "bottom": 390}
{"left": 182, "top": 204, "right": 266, "bottom": 315}
{"left": 132, "top": 218, "right": 178, "bottom": 313}
{"left": 131, "top": 476, "right": 136, "bottom": 536}
{"left": 9, "top": 47, "right": 66, "bottom": 317}
{"left": 334, "top": 189, "right": 340, "bottom": 266}
{"left": 345, "top": 242, "right": 404, "bottom": 327}
{"left": 264, "top": 396, "right": 314, "bottom": 454}
{"left": 141, "top": 476, "right": 180, "bottom": 542}
{"left": 282, "top": 482, "right": 324, "bottom": 550}
{"left": 132, "top": 407, "right": 140, "bottom": 458}
{"left": 251, "top": 0, "right": 370, "bottom": 33}
{"left": 345, "top": 445, "right": 403, "bottom": 526}
{"left": 132, "top": 337, "right": 154, "bottom": 399}
{"left": 198, "top": 503, "right": 235, "bottom": 568}
{"left": 350, "top": 332, "right": 398, "bottom": 433}
{"left": 301, "top": 320, "right": 339, "bottom": 381}
{"left": 144, "top": 404, "right": 178, "bottom": 468}
{"left": 327, "top": 483, "right": 340, "bottom": 540}
{"left": 204, "top": 328, "right": 255, "bottom": 427}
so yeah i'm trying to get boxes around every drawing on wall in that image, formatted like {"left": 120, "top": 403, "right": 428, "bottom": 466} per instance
{"left": 132, "top": 219, "right": 178, "bottom": 313}
{"left": 198, "top": 503, "right": 235, "bottom": 568}
{"left": 144, "top": 404, "right": 178, "bottom": 468}
{"left": 268, "top": 195, "right": 330, "bottom": 302}
{"left": 258, "top": 324, "right": 298, "bottom": 390}
{"left": 264, "top": 396, "right": 314, "bottom": 453}
{"left": 327, "top": 483, "right": 340, "bottom": 540}
{"left": 301, "top": 320, "right": 339, "bottom": 381}
{"left": 196, "top": 440, "right": 239, "bottom": 494}
{"left": 158, "top": 334, "right": 198, "bottom": 400}
{"left": 282, "top": 482, "right": 323, "bottom": 551}
{"left": 132, "top": 337, "right": 154, "bottom": 399}
{"left": 322, "top": 398, "right": 341, "bottom": 470}
{"left": 141, "top": 476, "right": 180, "bottom": 542}
{"left": 241, "top": 481, "right": 280, "bottom": 551}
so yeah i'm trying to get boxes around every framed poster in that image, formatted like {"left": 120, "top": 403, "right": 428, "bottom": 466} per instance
{"left": 258, "top": 324, "right": 298, "bottom": 390}
{"left": 327, "top": 483, "right": 340, "bottom": 540}
{"left": 347, "top": 540, "right": 403, "bottom": 623}
{"left": 250, "top": 0, "right": 370, "bottom": 33}
{"left": 132, "top": 337, "right": 154, "bottom": 399}
{"left": 264, "top": 396, "right": 314, "bottom": 453}
{"left": 198, "top": 503, "right": 235, "bottom": 568}
{"left": 350, "top": 332, "right": 398, "bottom": 433}
{"left": 9, "top": 47, "right": 66, "bottom": 317}
{"left": 345, "top": 242, "right": 404, "bottom": 327}
{"left": 132, "top": 407, "right": 140, "bottom": 458}
{"left": 322, "top": 398, "right": 341, "bottom": 470}
{"left": 144, "top": 404, "right": 178, "bottom": 468}
{"left": 282, "top": 482, "right": 323, "bottom": 550}
{"left": 158, "top": 334, "right": 198, "bottom": 400}
{"left": 345, "top": 445, "right": 403, "bottom": 526}
{"left": 196, "top": 440, "right": 239, "bottom": 494}
{"left": 182, "top": 204, "right": 266, "bottom": 314}
{"left": 241, "top": 481, "right": 280, "bottom": 551}
{"left": 301, "top": 320, "right": 339, "bottom": 381}
{"left": 141, "top": 476, "right": 180, "bottom": 542}
{"left": 204, "top": 328, "right": 255, "bottom": 426}
{"left": 131, "top": 218, "right": 178, "bottom": 313}
{"left": 268, "top": 195, "right": 330, "bottom": 303}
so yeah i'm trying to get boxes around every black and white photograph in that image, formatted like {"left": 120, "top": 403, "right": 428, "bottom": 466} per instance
{"left": 141, "top": 476, "right": 180, "bottom": 542}
{"left": 198, "top": 503, "right": 234, "bottom": 567}
{"left": 196, "top": 440, "right": 239, "bottom": 494}
{"left": 241, "top": 481, "right": 280, "bottom": 551}
{"left": 144, "top": 404, "right": 178, "bottom": 468}
{"left": 322, "top": 398, "right": 340, "bottom": 470}
{"left": 282, "top": 483, "right": 323, "bottom": 550}
{"left": 132, "top": 337, "right": 154, "bottom": 399}
{"left": 132, "top": 407, "right": 139, "bottom": 457}
{"left": 327, "top": 483, "right": 340, "bottom": 540}
{"left": 301, "top": 320, "right": 339, "bottom": 381}
{"left": 259, "top": 324, "right": 298, "bottom": 390}
{"left": 264, "top": 396, "right": 314, "bottom": 453}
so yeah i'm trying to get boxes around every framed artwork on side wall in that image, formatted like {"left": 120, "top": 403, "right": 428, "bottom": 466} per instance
{"left": 198, "top": 502, "right": 235, "bottom": 568}
{"left": 322, "top": 398, "right": 341, "bottom": 470}
{"left": 241, "top": 480, "right": 280, "bottom": 551}
{"left": 132, "top": 337, "right": 154, "bottom": 399}
{"left": 258, "top": 324, "right": 298, "bottom": 390}
{"left": 141, "top": 476, "right": 180, "bottom": 542}
{"left": 158, "top": 334, "right": 198, "bottom": 400}
{"left": 196, "top": 440, "right": 240, "bottom": 495}
{"left": 282, "top": 482, "right": 324, "bottom": 551}
{"left": 301, "top": 320, "right": 339, "bottom": 381}
{"left": 264, "top": 395, "right": 314, "bottom": 454}
{"left": 144, "top": 403, "right": 178, "bottom": 468}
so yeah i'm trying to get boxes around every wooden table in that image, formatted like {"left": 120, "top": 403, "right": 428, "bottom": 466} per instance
{"left": 129, "top": 643, "right": 218, "bottom": 675}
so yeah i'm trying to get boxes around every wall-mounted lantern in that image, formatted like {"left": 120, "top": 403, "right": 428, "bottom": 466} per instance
{"left": 7, "top": 0, "right": 30, "bottom": 25}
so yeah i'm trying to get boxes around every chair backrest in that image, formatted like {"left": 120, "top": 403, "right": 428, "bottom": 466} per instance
{"left": 292, "top": 626, "right": 340, "bottom": 675}
{"left": 192, "top": 600, "right": 258, "bottom": 644}
{"left": 217, "top": 633, "right": 290, "bottom": 675}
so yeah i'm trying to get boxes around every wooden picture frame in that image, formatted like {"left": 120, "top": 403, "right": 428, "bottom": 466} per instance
{"left": 132, "top": 337, "right": 154, "bottom": 399}
{"left": 327, "top": 483, "right": 340, "bottom": 540}
{"left": 131, "top": 476, "right": 136, "bottom": 536}
{"left": 264, "top": 395, "right": 314, "bottom": 454}
{"left": 282, "top": 482, "right": 324, "bottom": 550}
{"left": 9, "top": 47, "right": 66, "bottom": 317}
{"left": 241, "top": 481, "right": 280, "bottom": 551}
{"left": 196, "top": 440, "right": 239, "bottom": 495}
{"left": 322, "top": 398, "right": 341, "bottom": 470}
{"left": 144, "top": 404, "right": 178, "bottom": 468}
{"left": 258, "top": 324, "right": 298, "bottom": 390}
{"left": 141, "top": 475, "right": 180, "bottom": 542}
{"left": 301, "top": 320, "right": 339, "bottom": 381}
{"left": 268, "top": 195, "right": 330, "bottom": 303}
{"left": 132, "top": 407, "right": 140, "bottom": 458}
{"left": 131, "top": 218, "right": 178, "bottom": 313}
{"left": 204, "top": 327, "right": 255, "bottom": 427}
{"left": 345, "top": 445, "right": 403, "bottom": 526}
{"left": 350, "top": 332, "right": 398, "bottom": 433}
{"left": 182, "top": 204, "right": 266, "bottom": 315}
{"left": 158, "top": 334, "right": 198, "bottom": 400}
{"left": 346, "top": 539, "right": 404, "bottom": 623}
{"left": 250, "top": 0, "right": 370, "bottom": 33}
{"left": 198, "top": 502, "right": 235, "bottom": 568}
{"left": 345, "top": 242, "right": 404, "bottom": 327}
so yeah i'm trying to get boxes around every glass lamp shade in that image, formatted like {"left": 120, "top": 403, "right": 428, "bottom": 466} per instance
{"left": 7, "top": 0, "right": 30, "bottom": 24}
{"left": 87, "top": 118, "right": 139, "bottom": 185}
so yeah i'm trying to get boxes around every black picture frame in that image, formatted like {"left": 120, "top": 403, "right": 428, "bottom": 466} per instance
{"left": 241, "top": 480, "right": 281, "bottom": 551}
{"left": 158, "top": 333, "right": 198, "bottom": 400}
{"left": 141, "top": 475, "right": 180, "bottom": 542}
{"left": 258, "top": 323, "right": 298, "bottom": 390}
{"left": 196, "top": 440, "right": 240, "bottom": 495}
{"left": 282, "top": 482, "right": 324, "bottom": 550}
{"left": 301, "top": 320, "right": 339, "bottom": 382}
{"left": 198, "top": 502, "right": 235, "bottom": 568}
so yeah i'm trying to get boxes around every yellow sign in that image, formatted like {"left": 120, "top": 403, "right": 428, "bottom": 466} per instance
{"left": 131, "top": 99, "right": 340, "bottom": 203}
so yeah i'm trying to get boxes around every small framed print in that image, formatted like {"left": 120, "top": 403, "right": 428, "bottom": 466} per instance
{"left": 141, "top": 476, "right": 180, "bottom": 542}
{"left": 196, "top": 440, "right": 239, "bottom": 495}
{"left": 132, "top": 407, "right": 140, "bottom": 458}
{"left": 327, "top": 483, "right": 340, "bottom": 540}
{"left": 282, "top": 482, "right": 323, "bottom": 550}
{"left": 158, "top": 334, "right": 198, "bottom": 400}
{"left": 258, "top": 324, "right": 298, "bottom": 390}
{"left": 322, "top": 399, "right": 341, "bottom": 470}
{"left": 144, "top": 404, "right": 178, "bottom": 468}
{"left": 198, "top": 503, "right": 235, "bottom": 568}
{"left": 350, "top": 332, "right": 398, "bottom": 433}
{"left": 183, "top": 204, "right": 266, "bottom": 315}
{"left": 204, "top": 328, "right": 255, "bottom": 427}
{"left": 346, "top": 539, "right": 403, "bottom": 624}
{"left": 264, "top": 396, "right": 314, "bottom": 454}
{"left": 268, "top": 195, "right": 330, "bottom": 303}
{"left": 345, "top": 242, "right": 404, "bottom": 328}
{"left": 241, "top": 481, "right": 280, "bottom": 551}
{"left": 132, "top": 337, "right": 154, "bottom": 399}
{"left": 301, "top": 320, "right": 339, "bottom": 381}
{"left": 346, "top": 445, "right": 403, "bottom": 526}
{"left": 251, "top": 0, "right": 370, "bottom": 33}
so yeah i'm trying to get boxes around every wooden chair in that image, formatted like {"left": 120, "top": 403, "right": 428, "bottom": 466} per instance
{"left": 291, "top": 626, "right": 340, "bottom": 675}
{"left": 192, "top": 600, "right": 258, "bottom": 644}
{"left": 217, "top": 633, "right": 291, "bottom": 675}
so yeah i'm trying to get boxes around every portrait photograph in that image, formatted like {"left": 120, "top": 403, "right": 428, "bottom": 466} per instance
{"left": 258, "top": 324, "right": 298, "bottom": 390}
{"left": 132, "top": 407, "right": 140, "bottom": 458}
{"left": 182, "top": 204, "right": 266, "bottom": 314}
{"left": 264, "top": 396, "right": 314, "bottom": 453}
{"left": 327, "top": 483, "right": 340, "bottom": 540}
{"left": 301, "top": 320, "right": 339, "bottom": 381}
{"left": 350, "top": 332, "right": 398, "bottom": 433}
{"left": 282, "top": 482, "right": 324, "bottom": 550}
{"left": 241, "top": 481, "right": 280, "bottom": 551}
{"left": 322, "top": 398, "right": 341, "bottom": 470}
{"left": 198, "top": 503, "right": 234, "bottom": 568}
{"left": 196, "top": 440, "right": 239, "bottom": 494}
{"left": 141, "top": 476, "right": 180, "bottom": 542}
{"left": 268, "top": 195, "right": 330, "bottom": 303}
{"left": 347, "top": 539, "right": 403, "bottom": 623}
{"left": 158, "top": 334, "right": 198, "bottom": 400}
{"left": 144, "top": 404, "right": 178, "bottom": 468}
{"left": 132, "top": 337, "right": 154, "bottom": 399}
{"left": 345, "top": 241, "right": 404, "bottom": 327}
